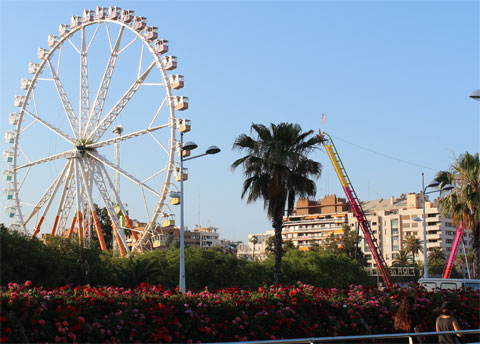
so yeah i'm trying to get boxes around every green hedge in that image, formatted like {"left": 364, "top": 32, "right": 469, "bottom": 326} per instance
{"left": 1, "top": 226, "right": 369, "bottom": 289}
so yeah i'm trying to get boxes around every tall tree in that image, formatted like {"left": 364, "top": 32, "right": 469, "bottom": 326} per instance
{"left": 428, "top": 247, "right": 446, "bottom": 263}
{"left": 392, "top": 249, "right": 412, "bottom": 266}
{"left": 403, "top": 234, "right": 423, "bottom": 265}
{"left": 322, "top": 224, "right": 367, "bottom": 265}
{"left": 436, "top": 152, "right": 480, "bottom": 278}
{"left": 232, "top": 123, "right": 323, "bottom": 284}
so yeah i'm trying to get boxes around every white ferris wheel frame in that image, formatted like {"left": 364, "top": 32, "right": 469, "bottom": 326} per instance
{"left": 7, "top": 8, "right": 184, "bottom": 254}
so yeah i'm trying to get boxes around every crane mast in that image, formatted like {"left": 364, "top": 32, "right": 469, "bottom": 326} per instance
{"left": 442, "top": 221, "right": 463, "bottom": 279}
{"left": 319, "top": 131, "right": 394, "bottom": 288}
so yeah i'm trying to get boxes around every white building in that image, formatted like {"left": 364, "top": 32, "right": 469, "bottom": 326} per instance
{"left": 237, "top": 230, "right": 273, "bottom": 261}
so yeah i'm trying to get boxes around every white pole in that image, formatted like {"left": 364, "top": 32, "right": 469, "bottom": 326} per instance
{"left": 422, "top": 172, "right": 429, "bottom": 279}
{"left": 180, "top": 132, "right": 186, "bottom": 292}
{"left": 461, "top": 238, "right": 472, "bottom": 279}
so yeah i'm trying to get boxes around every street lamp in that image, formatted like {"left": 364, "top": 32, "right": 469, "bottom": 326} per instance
{"left": 413, "top": 173, "right": 453, "bottom": 279}
{"left": 469, "top": 89, "right": 480, "bottom": 101}
{"left": 178, "top": 132, "right": 220, "bottom": 292}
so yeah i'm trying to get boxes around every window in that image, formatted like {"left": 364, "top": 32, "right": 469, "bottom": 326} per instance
{"left": 392, "top": 237, "right": 399, "bottom": 251}
{"left": 392, "top": 219, "right": 399, "bottom": 227}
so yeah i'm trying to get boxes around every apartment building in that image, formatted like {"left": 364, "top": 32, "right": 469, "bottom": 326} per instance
{"left": 237, "top": 230, "right": 274, "bottom": 261}
{"left": 282, "top": 195, "right": 351, "bottom": 250}
{"left": 247, "top": 194, "right": 473, "bottom": 271}
{"left": 348, "top": 193, "right": 473, "bottom": 268}
{"left": 134, "top": 223, "right": 220, "bottom": 249}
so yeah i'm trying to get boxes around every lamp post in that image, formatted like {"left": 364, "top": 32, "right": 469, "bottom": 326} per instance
{"left": 178, "top": 132, "right": 220, "bottom": 292}
{"left": 413, "top": 173, "right": 453, "bottom": 279}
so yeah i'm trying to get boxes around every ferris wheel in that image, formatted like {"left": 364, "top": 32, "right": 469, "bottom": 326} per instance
{"left": 3, "top": 7, "right": 190, "bottom": 254}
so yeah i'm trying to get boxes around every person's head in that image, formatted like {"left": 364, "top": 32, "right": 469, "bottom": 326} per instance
{"left": 394, "top": 296, "right": 417, "bottom": 332}
{"left": 399, "top": 296, "right": 417, "bottom": 311}
{"left": 440, "top": 301, "right": 454, "bottom": 316}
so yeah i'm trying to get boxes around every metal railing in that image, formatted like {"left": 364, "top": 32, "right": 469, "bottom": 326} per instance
{"left": 208, "top": 329, "right": 480, "bottom": 344}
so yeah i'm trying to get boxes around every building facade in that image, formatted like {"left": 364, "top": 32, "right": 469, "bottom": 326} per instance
{"left": 248, "top": 194, "right": 473, "bottom": 274}
{"left": 237, "top": 231, "right": 274, "bottom": 261}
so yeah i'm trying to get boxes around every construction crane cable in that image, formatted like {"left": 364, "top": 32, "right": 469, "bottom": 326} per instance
{"left": 330, "top": 134, "right": 438, "bottom": 172}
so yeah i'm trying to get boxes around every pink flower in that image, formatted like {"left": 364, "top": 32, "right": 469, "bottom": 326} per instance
{"left": 24, "top": 280, "right": 32, "bottom": 287}
{"left": 77, "top": 316, "right": 85, "bottom": 324}
{"left": 39, "top": 319, "right": 45, "bottom": 326}
{"left": 55, "top": 336, "right": 61, "bottom": 343}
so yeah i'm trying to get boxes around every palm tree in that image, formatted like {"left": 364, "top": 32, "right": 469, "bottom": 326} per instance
{"left": 232, "top": 123, "right": 323, "bottom": 284}
{"left": 403, "top": 234, "right": 423, "bottom": 265}
{"left": 436, "top": 152, "right": 480, "bottom": 278}
{"left": 392, "top": 249, "right": 412, "bottom": 266}
{"left": 427, "top": 247, "right": 446, "bottom": 263}
{"left": 250, "top": 235, "right": 259, "bottom": 261}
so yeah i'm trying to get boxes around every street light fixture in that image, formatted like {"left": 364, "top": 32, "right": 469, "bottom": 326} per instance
{"left": 470, "top": 89, "right": 480, "bottom": 101}
{"left": 178, "top": 132, "right": 220, "bottom": 292}
{"left": 413, "top": 173, "right": 453, "bottom": 279}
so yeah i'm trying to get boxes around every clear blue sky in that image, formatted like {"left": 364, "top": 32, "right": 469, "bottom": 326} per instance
{"left": 1, "top": 0, "right": 479, "bottom": 242}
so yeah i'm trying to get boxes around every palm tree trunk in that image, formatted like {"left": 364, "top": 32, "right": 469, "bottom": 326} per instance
{"left": 273, "top": 225, "right": 283, "bottom": 285}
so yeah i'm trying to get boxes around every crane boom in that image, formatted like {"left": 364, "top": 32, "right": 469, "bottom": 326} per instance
{"left": 319, "top": 131, "right": 394, "bottom": 288}
{"left": 442, "top": 221, "right": 463, "bottom": 279}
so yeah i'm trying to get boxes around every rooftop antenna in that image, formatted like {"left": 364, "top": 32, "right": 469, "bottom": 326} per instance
{"left": 197, "top": 185, "right": 201, "bottom": 228}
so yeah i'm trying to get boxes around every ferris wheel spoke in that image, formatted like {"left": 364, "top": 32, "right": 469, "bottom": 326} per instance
{"left": 105, "top": 22, "right": 114, "bottom": 52}
{"left": 73, "top": 157, "right": 87, "bottom": 243}
{"left": 118, "top": 35, "right": 139, "bottom": 55}
{"left": 29, "top": 159, "right": 72, "bottom": 235}
{"left": 79, "top": 27, "right": 90, "bottom": 136}
{"left": 55, "top": 174, "right": 76, "bottom": 235}
{"left": 149, "top": 132, "right": 170, "bottom": 155}
{"left": 23, "top": 109, "right": 76, "bottom": 144}
{"left": 148, "top": 97, "right": 168, "bottom": 127}
{"left": 96, "top": 162, "right": 139, "bottom": 240}
{"left": 77, "top": 159, "right": 108, "bottom": 250}
{"left": 87, "top": 151, "right": 161, "bottom": 197}
{"left": 140, "top": 187, "right": 151, "bottom": 222}
{"left": 91, "top": 160, "right": 130, "bottom": 255}
{"left": 142, "top": 167, "right": 167, "bottom": 184}
{"left": 87, "top": 60, "right": 156, "bottom": 142}
{"left": 66, "top": 38, "right": 81, "bottom": 54}
{"left": 46, "top": 59, "right": 80, "bottom": 138}
{"left": 83, "top": 26, "right": 125, "bottom": 138}
{"left": 86, "top": 23, "right": 101, "bottom": 52}
{"left": 90, "top": 124, "right": 169, "bottom": 149}
{"left": 56, "top": 45, "right": 62, "bottom": 75}
{"left": 132, "top": 183, "right": 169, "bottom": 253}
{"left": 51, "top": 163, "right": 74, "bottom": 235}
{"left": 15, "top": 150, "right": 74, "bottom": 170}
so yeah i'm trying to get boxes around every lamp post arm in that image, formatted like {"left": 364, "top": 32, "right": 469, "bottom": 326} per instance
{"left": 183, "top": 152, "right": 208, "bottom": 161}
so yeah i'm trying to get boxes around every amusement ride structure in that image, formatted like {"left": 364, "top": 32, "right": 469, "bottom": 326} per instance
{"left": 4, "top": 7, "right": 190, "bottom": 255}
{"left": 319, "top": 131, "right": 394, "bottom": 288}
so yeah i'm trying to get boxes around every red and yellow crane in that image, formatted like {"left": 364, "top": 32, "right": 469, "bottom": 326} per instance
{"left": 319, "top": 131, "right": 394, "bottom": 288}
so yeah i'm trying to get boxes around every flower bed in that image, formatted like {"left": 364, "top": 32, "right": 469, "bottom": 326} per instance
{"left": 1, "top": 282, "right": 478, "bottom": 343}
